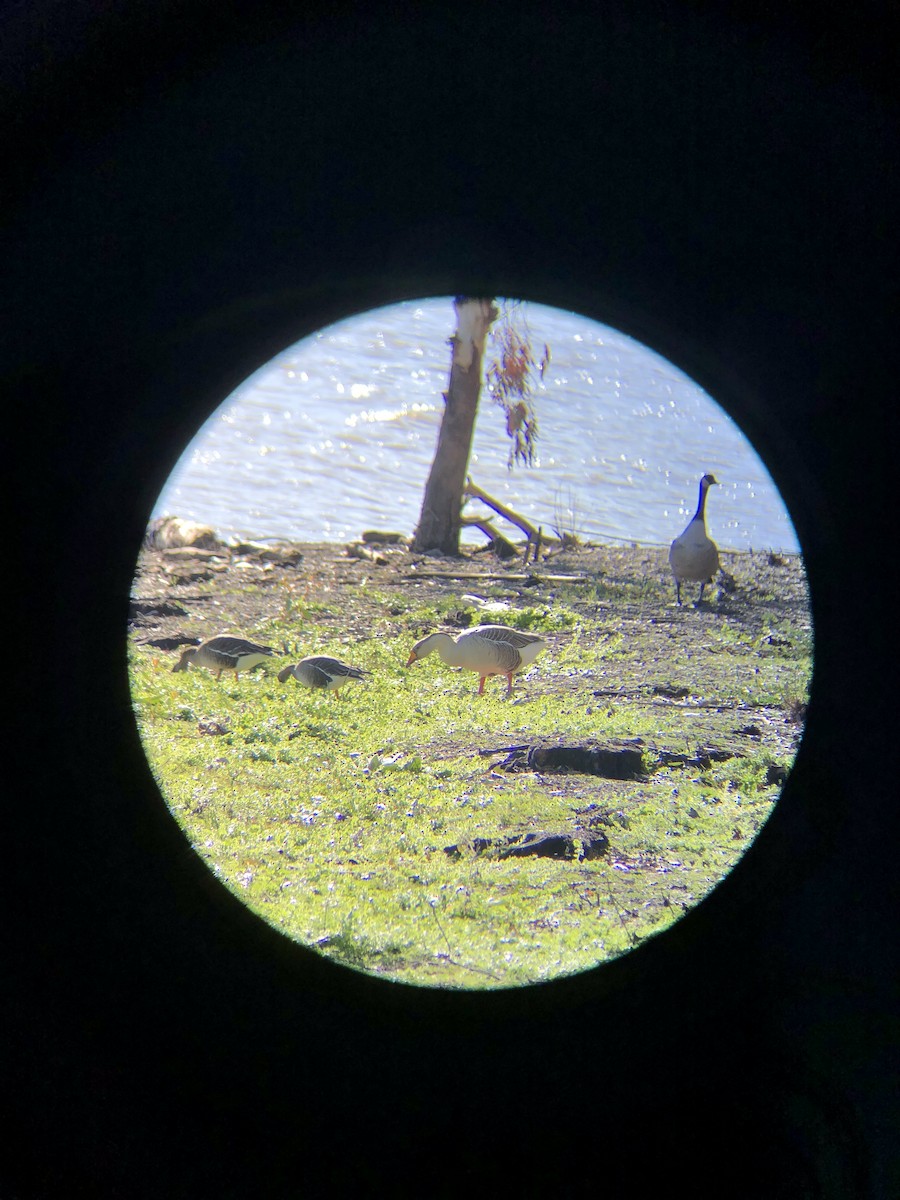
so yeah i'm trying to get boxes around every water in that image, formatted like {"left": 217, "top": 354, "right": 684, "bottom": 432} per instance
{"left": 153, "top": 298, "right": 800, "bottom": 553}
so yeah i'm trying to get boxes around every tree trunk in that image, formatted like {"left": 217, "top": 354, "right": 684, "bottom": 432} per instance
{"left": 411, "top": 297, "right": 498, "bottom": 555}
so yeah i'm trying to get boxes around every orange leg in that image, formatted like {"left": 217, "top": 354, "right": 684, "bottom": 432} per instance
{"left": 506, "top": 672, "right": 514, "bottom": 695}
{"left": 477, "top": 676, "right": 486, "bottom": 695}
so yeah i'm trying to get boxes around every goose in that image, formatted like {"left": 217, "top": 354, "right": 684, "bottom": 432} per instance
{"left": 406, "top": 624, "right": 547, "bottom": 695}
{"left": 668, "top": 473, "right": 720, "bottom": 606}
{"left": 277, "top": 655, "right": 368, "bottom": 698}
{"left": 172, "top": 634, "right": 276, "bottom": 679}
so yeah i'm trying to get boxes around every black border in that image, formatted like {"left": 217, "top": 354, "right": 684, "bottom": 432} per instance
{"left": 6, "top": 4, "right": 896, "bottom": 1196}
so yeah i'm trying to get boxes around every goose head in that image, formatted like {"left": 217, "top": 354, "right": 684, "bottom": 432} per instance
{"left": 172, "top": 647, "right": 198, "bottom": 672}
{"left": 406, "top": 632, "right": 445, "bottom": 666}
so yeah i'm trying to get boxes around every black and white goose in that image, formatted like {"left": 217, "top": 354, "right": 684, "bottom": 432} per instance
{"left": 277, "top": 656, "right": 368, "bottom": 699}
{"left": 172, "top": 634, "right": 277, "bottom": 679}
{"left": 668, "top": 473, "right": 720, "bottom": 606}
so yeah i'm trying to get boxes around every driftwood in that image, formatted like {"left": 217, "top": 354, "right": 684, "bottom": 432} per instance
{"left": 158, "top": 545, "right": 225, "bottom": 561}
{"left": 462, "top": 478, "right": 561, "bottom": 562}
{"left": 459, "top": 516, "right": 518, "bottom": 558}
{"left": 464, "top": 478, "right": 556, "bottom": 542}
{"left": 361, "top": 530, "right": 408, "bottom": 545}
{"left": 403, "top": 570, "right": 586, "bottom": 583}
{"left": 444, "top": 828, "right": 609, "bottom": 862}
{"left": 346, "top": 543, "right": 388, "bottom": 564}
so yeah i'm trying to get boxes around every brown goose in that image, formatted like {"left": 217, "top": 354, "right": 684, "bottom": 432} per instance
{"left": 172, "top": 635, "right": 276, "bottom": 679}
{"left": 277, "top": 656, "right": 368, "bottom": 699}
{"left": 668, "top": 473, "right": 720, "bottom": 606}
{"left": 406, "top": 624, "right": 547, "bottom": 696}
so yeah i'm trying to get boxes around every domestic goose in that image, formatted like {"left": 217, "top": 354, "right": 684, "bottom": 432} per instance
{"left": 172, "top": 634, "right": 276, "bottom": 679}
{"left": 277, "top": 655, "right": 368, "bottom": 698}
{"left": 668, "top": 473, "right": 720, "bottom": 606}
{"left": 406, "top": 624, "right": 547, "bottom": 695}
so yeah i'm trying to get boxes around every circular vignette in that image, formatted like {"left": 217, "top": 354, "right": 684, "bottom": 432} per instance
{"left": 125, "top": 288, "right": 816, "bottom": 993}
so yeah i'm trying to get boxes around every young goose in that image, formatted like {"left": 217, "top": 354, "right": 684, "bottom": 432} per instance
{"left": 277, "top": 656, "right": 368, "bottom": 699}
{"left": 406, "top": 624, "right": 547, "bottom": 696}
{"left": 172, "top": 634, "right": 276, "bottom": 679}
{"left": 668, "top": 473, "right": 720, "bottom": 606}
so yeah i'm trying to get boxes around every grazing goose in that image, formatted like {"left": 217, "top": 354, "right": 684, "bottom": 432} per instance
{"left": 277, "top": 655, "right": 368, "bottom": 699}
{"left": 172, "top": 635, "right": 276, "bottom": 679}
{"left": 406, "top": 624, "right": 547, "bottom": 696}
{"left": 668, "top": 473, "right": 721, "bottom": 606}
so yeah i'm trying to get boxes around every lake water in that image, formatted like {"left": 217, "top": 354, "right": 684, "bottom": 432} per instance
{"left": 152, "top": 298, "right": 801, "bottom": 554}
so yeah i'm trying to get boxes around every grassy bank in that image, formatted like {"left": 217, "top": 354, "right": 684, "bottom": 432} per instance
{"left": 129, "top": 540, "right": 812, "bottom": 989}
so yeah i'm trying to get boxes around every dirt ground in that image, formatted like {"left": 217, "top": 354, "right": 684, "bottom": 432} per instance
{"left": 130, "top": 534, "right": 812, "bottom": 778}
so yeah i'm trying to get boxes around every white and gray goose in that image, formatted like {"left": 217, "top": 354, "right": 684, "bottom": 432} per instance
{"left": 406, "top": 624, "right": 547, "bottom": 696}
{"left": 172, "top": 634, "right": 277, "bottom": 679}
{"left": 278, "top": 655, "right": 368, "bottom": 699}
{"left": 668, "top": 473, "right": 720, "bottom": 606}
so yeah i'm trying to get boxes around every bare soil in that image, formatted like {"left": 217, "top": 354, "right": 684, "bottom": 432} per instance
{"left": 130, "top": 536, "right": 812, "bottom": 788}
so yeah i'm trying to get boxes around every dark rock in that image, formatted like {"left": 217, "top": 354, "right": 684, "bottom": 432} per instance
{"left": 444, "top": 828, "right": 608, "bottom": 862}
{"left": 362, "top": 530, "right": 408, "bottom": 545}
{"left": 128, "top": 599, "right": 188, "bottom": 619}
{"left": 526, "top": 744, "right": 645, "bottom": 780}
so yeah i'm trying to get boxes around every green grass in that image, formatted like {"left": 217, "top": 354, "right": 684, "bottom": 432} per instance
{"left": 129, "top": 582, "right": 808, "bottom": 990}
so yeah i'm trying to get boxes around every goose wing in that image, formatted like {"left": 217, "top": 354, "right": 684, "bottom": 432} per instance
{"left": 473, "top": 624, "right": 545, "bottom": 650}
{"left": 470, "top": 625, "right": 546, "bottom": 669}
{"left": 458, "top": 627, "right": 523, "bottom": 672}
{"left": 305, "top": 655, "right": 367, "bottom": 683}
{"left": 206, "top": 635, "right": 275, "bottom": 659}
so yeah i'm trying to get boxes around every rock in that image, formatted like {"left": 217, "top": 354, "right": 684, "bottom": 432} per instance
{"left": 347, "top": 543, "right": 387, "bottom": 564}
{"left": 145, "top": 516, "right": 222, "bottom": 550}
{"left": 128, "top": 599, "right": 188, "bottom": 620}
{"left": 361, "top": 530, "right": 408, "bottom": 545}
{"left": 495, "top": 743, "right": 646, "bottom": 780}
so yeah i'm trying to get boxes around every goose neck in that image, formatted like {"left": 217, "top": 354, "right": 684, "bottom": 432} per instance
{"left": 433, "top": 633, "right": 458, "bottom": 664}
{"left": 694, "top": 477, "right": 711, "bottom": 523}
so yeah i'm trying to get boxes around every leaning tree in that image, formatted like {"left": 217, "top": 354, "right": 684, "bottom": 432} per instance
{"left": 411, "top": 296, "right": 546, "bottom": 555}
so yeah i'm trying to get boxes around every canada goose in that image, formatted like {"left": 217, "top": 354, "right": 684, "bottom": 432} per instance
{"left": 406, "top": 624, "right": 547, "bottom": 695}
{"left": 668, "top": 473, "right": 720, "bottom": 606}
{"left": 172, "top": 635, "right": 276, "bottom": 679}
{"left": 277, "top": 656, "right": 368, "bottom": 698}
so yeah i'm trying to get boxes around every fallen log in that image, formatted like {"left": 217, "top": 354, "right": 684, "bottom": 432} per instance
{"left": 653, "top": 746, "right": 739, "bottom": 770}
{"left": 402, "top": 570, "right": 587, "bottom": 583}
{"left": 462, "top": 477, "right": 561, "bottom": 562}
{"left": 489, "top": 742, "right": 647, "bottom": 780}
{"left": 443, "top": 828, "right": 609, "bottom": 862}
{"left": 361, "top": 530, "right": 408, "bottom": 544}
{"left": 459, "top": 516, "right": 518, "bottom": 558}
{"left": 346, "top": 543, "right": 388, "bottom": 564}
{"left": 463, "top": 478, "right": 560, "bottom": 544}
